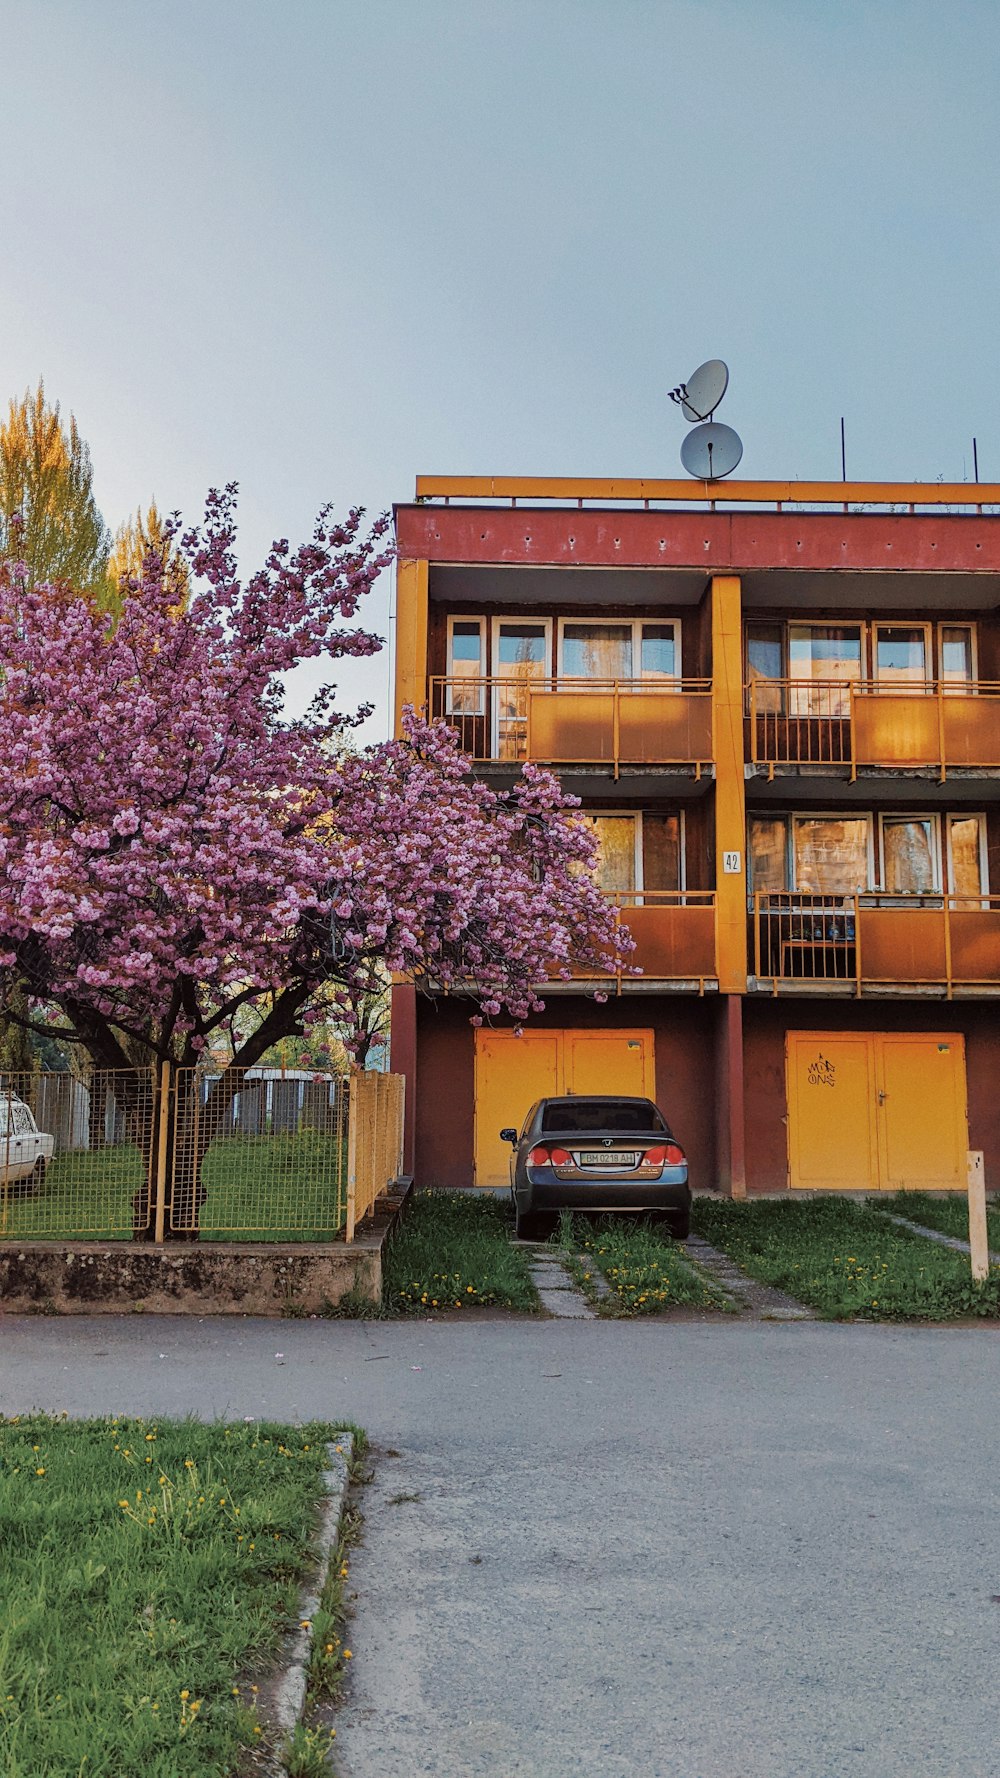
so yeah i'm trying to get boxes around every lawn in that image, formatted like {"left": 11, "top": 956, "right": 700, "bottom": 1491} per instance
{"left": 384, "top": 1190, "right": 539, "bottom": 1312}
{"left": 0, "top": 1131, "right": 347, "bottom": 1243}
{"left": 0, "top": 1415, "right": 349, "bottom": 1778}
{"left": 558, "top": 1212, "right": 731, "bottom": 1316}
{"left": 878, "top": 1190, "right": 1000, "bottom": 1251}
{"left": 692, "top": 1195, "right": 1000, "bottom": 1321}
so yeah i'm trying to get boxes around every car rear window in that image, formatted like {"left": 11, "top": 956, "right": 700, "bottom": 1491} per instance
{"left": 540, "top": 1099, "right": 667, "bottom": 1134}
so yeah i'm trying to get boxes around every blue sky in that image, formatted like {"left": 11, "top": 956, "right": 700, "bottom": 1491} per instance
{"left": 2, "top": 0, "right": 997, "bottom": 730}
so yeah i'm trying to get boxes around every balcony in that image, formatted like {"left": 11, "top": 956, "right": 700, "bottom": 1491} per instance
{"left": 746, "top": 680, "right": 1000, "bottom": 780}
{"left": 567, "top": 891, "right": 718, "bottom": 990}
{"left": 750, "top": 892, "right": 1000, "bottom": 996}
{"left": 430, "top": 677, "right": 713, "bottom": 777}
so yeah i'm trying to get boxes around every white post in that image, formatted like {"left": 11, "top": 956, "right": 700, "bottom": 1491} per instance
{"left": 967, "top": 1150, "right": 988, "bottom": 1282}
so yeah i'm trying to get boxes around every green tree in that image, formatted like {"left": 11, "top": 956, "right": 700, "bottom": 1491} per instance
{"left": 0, "top": 381, "right": 111, "bottom": 600}
{"left": 108, "top": 501, "right": 189, "bottom": 610}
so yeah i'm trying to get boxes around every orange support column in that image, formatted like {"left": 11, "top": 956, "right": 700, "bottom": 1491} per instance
{"left": 714, "top": 995, "right": 747, "bottom": 1198}
{"left": 711, "top": 574, "right": 747, "bottom": 992}
{"left": 394, "top": 557, "right": 429, "bottom": 736}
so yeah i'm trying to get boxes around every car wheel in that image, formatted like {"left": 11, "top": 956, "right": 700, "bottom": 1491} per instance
{"left": 27, "top": 1156, "right": 46, "bottom": 1196}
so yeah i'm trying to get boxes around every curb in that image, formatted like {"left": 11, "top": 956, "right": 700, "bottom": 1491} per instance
{"left": 266, "top": 1435, "right": 353, "bottom": 1771}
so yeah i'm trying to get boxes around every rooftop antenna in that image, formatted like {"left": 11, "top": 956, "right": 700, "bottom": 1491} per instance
{"left": 840, "top": 417, "right": 846, "bottom": 482}
{"left": 670, "top": 359, "right": 743, "bottom": 480}
{"left": 973, "top": 437, "right": 980, "bottom": 483}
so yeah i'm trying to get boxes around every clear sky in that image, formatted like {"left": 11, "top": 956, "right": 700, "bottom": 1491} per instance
{"left": 2, "top": 0, "right": 998, "bottom": 732}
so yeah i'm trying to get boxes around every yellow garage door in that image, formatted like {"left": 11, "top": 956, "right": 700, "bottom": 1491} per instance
{"left": 787, "top": 1031, "right": 967, "bottom": 1191}
{"left": 474, "top": 1028, "right": 655, "bottom": 1186}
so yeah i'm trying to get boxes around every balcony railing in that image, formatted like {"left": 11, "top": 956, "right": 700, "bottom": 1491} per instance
{"left": 746, "top": 679, "right": 1000, "bottom": 779}
{"left": 430, "top": 677, "right": 713, "bottom": 776}
{"left": 569, "top": 891, "right": 717, "bottom": 988}
{"left": 750, "top": 892, "right": 1000, "bottom": 993}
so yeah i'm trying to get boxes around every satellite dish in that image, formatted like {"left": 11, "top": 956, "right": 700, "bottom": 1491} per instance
{"left": 680, "top": 422, "right": 744, "bottom": 480}
{"left": 680, "top": 359, "right": 729, "bottom": 421}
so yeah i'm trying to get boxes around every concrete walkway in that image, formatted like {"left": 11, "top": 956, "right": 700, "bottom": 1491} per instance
{"left": 4, "top": 1313, "right": 1000, "bottom": 1778}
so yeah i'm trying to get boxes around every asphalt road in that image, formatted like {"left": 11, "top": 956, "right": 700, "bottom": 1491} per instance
{"left": 2, "top": 1313, "right": 999, "bottom": 1778}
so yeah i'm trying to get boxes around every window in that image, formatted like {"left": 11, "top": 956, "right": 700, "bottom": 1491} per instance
{"left": 446, "top": 617, "right": 485, "bottom": 715}
{"left": 748, "top": 816, "right": 789, "bottom": 893}
{"left": 939, "top": 625, "right": 976, "bottom": 690}
{"left": 491, "top": 619, "right": 551, "bottom": 759}
{"left": 746, "top": 624, "right": 784, "bottom": 713}
{"left": 875, "top": 624, "right": 930, "bottom": 686}
{"left": 788, "top": 626, "right": 862, "bottom": 717}
{"left": 947, "top": 814, "right": 987, "bottom": 904}
{"left": 578, "top": 812, "right": 683, "bottom": 900}
{"left": 557, "top": 618, "right": 679, "bottom": 683}
{"left": 792, "top": 817, "right": 869, "bottom": 894}
{"left": 880, "top": 815, "right": 939, "bottom": 897}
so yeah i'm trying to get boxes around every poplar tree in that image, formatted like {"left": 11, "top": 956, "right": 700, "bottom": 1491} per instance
{"left": 108, "top": 502, "right": 189, "bottom": 610}
{"left": 0, "top": 382, "right": 111, "bottom": 600}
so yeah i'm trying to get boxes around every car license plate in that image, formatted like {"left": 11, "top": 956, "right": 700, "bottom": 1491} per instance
{"left": 578, "top": 1151, "right": 637, "bottom": 1168}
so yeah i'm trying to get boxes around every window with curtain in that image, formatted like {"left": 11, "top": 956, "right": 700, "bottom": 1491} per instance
{"left": 746, "top": 624, "right": 784, "bottom": 713}
{"left": 748, "top": 816, "right": 789, "bottom": 893}
{"left": 949, "top": 816, "right": 986, "bottom": 904}
{"left": 641, "top": 814, "right": 681, "bottom": 895}
{"left": 940, "top": 626, "right": 975, "bottom": 690}
{"left": 882, "top": 817, "right": 937, "bottom": 898}
{"left": 561, "top": 623, "right": 632, "bottom": 680}
{"left": 792, "top": 817, "right": 869, "bottom": 894}
{"left": 788, "top": 627, "right": 862, "bottom": 717}
{"left": 579, "top": 815, "right": 637, "bottom": 894}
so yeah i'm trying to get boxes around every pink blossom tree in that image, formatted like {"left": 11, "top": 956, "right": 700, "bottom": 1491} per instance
{"left": 0, "top": 487, "right": 629, "bottom": 1232}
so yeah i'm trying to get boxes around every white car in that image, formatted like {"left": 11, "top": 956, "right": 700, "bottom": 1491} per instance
{"left": 1, "top": 1096, "right": 54, "bottom": 1190}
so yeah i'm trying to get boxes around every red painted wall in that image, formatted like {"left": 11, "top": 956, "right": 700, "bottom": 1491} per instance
{"left": 413, "top": 995, "right": 721, "bottom": 1190}
{"left": 743, "top": 1000, "right": 1000, "bottom": 1192}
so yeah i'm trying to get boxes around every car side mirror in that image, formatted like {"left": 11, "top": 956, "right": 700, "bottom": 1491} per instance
{"left": 499, "top": 1127, "right": 518, "bottom": 1145}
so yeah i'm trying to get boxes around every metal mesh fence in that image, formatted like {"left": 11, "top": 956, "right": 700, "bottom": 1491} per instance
{"left": 0, "top": 1066, "right": 405, "bottom": 1244}
{"left": 0, "top": 1069, "right": 156, "bottom": 1241}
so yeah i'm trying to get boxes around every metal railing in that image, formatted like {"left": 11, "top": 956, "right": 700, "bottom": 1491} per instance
{"left": 429, "top": 675, "right": 713, "bottom": 775}
{"left": 569, "top": 890, "right": 717, "bottom": 989}
{"left": 747, "top": 678, "right": 1000, "bottom": 779}
{"left": 750, "top": 892, "right": 1000, "bottom": 993}
{"left": 0, "top": 1066, "right": 404, "bottom": 1244}
{"left": 415, "top": 475, "right": 1000, "bottom": 513}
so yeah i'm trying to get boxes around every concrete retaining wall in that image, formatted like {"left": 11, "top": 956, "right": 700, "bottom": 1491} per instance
{"left": 0, "top": 1182, "right": 410, "bottom": 1316}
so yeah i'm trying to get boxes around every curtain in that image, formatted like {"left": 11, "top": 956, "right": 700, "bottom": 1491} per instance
{"left": 793, "top": 818, "right": 869, "bottom": 893}
{"left": 883, "top": 819, "right": 935, "bottom": 896}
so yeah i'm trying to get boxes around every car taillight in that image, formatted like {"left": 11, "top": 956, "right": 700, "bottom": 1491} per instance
{"left": 528, "top": 1145, "right": 572, "bottom": 1167}
{"left": 644, "top": 1143, "right": 685, "bottom": 1166}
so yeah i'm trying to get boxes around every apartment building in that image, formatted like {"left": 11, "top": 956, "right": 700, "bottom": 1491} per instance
{"left": 390, "top": 476, "right": 1000, "bottom": 1197}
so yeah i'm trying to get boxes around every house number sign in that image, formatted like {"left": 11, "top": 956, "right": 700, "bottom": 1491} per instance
{"left": 723, "top": 851, "right": 742, "bottom": 874}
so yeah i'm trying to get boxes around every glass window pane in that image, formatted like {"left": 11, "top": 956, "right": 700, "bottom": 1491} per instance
{"left": 581, "top": 815, "right": 636, "bottom": 894}
{"left": 877, "top": 627, "right": 927, "bottom": 682}
{"left": 447, "top": 621, "right": 484, "bottom": 715}
{"left": 640, "top": 624, "right": 676, "bottom": 679}
{"left": 883, "top": 818, "right": 936, "bottom": 895}
{"left": 497, "top": 623, "right": 547, "bottom": 667}
{"left": 641, "top": 814, "right": 680, "bottom": 892}
{"left": 749, "top": 816, "right": 788, "bottom": 893}
{"left": 746, "top": 625, "right": 783, "bottom": 713}
{"left": 792, "top": 818, "right": 869, "bottom": 893}
{"left": 949, "top": 818, "right": 984, "bottom": 898}
{"left": 562, "top": 623, "right": 631, "bottom": 679}
{"left": 788, "top": 626, "right": 861, "bottom": 717}
{"left": 941, "top": 627, "right": 974, "bottom": 685}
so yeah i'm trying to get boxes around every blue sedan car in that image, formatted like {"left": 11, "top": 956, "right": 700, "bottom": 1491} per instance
{"left": 501, "top": 1095, "right": 690, "bottom": 1242}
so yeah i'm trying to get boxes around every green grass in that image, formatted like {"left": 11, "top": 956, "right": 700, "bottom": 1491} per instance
{"left": 384, "top": 1190, "right": 539, "bottom": 1313}
{"left": 558, "top": 1212, "right": 732, "bottom": 1316}
{"left": 692, "top": 1196, "right": 1000, "bottom": 1321}
{"left": 879, "top": 1190, "right": 1000, "bottom": 1250}
{"left": 0, "top": 1132, "right": 347, "bottom": 1243}
{"left": 0, "top": 1414, "right": 351, "bottom": 1777}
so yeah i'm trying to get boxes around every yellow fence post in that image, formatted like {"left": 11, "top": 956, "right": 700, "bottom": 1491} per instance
{"left": 153, "top": 1060, "right": 171, "bottom": 1244}
{"left": 345, "top": 1070, "right": 359, "bottom": 1242}
{"left": 967, "top": 1150, "right": 988, "bottom": 1282}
